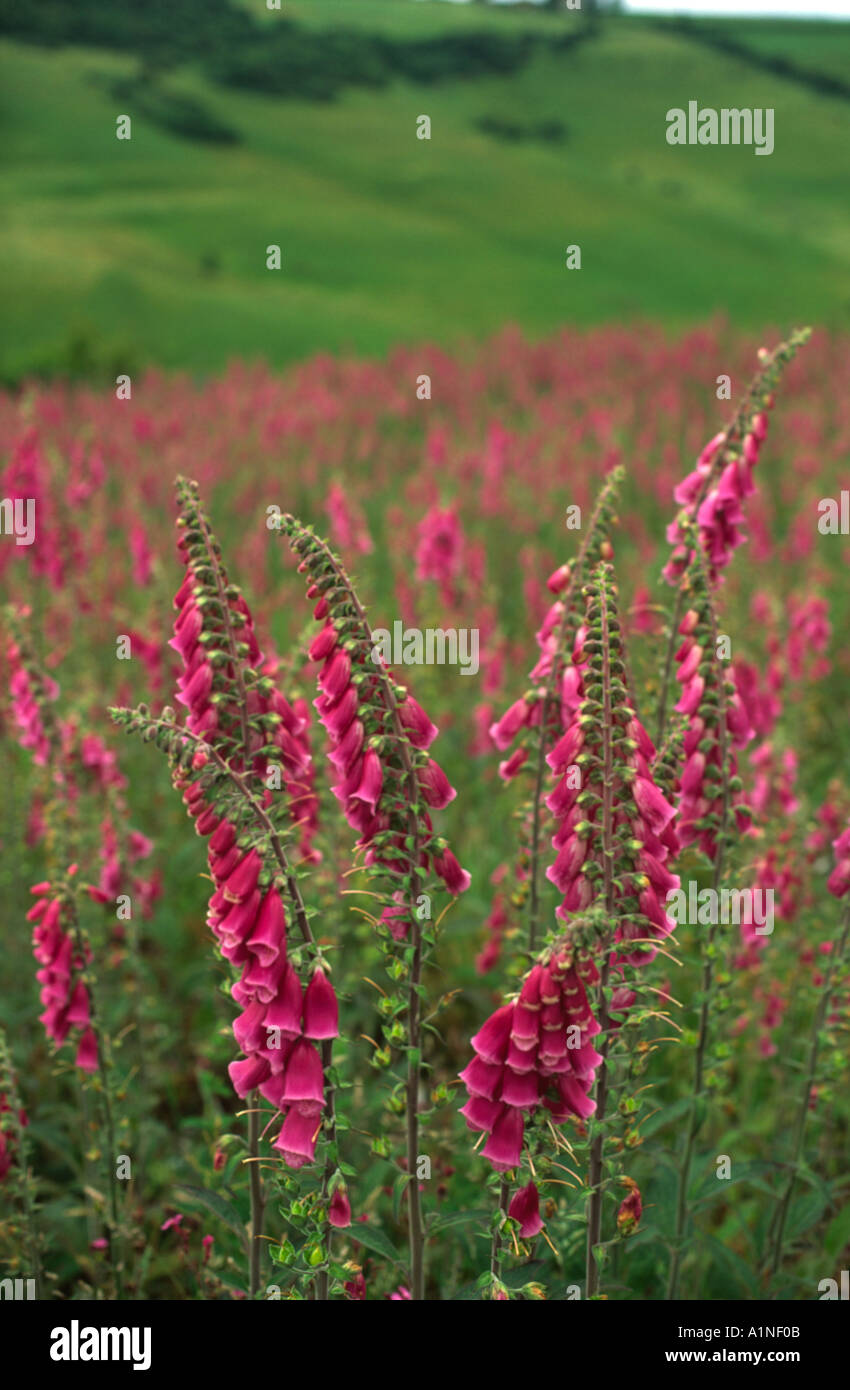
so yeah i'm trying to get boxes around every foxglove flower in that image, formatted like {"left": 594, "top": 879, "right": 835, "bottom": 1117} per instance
{"left": 326, "top": 481, "right": 373, "bottom": 556}
{"left": 508, "top": 1181, "right": 544, "bottom": 1238}
{"left": 460, "top": 944, "right": 602, "bottom": 1172}
{"left": 545, "top": 577, "right": 680, "bottom": 965}
{"left": 0, "top": 1088, "right": 28, "bottom": 1185}
{"left": 329, "top": 1184, "right": 353, "bottom": 1229}
{"left": 280, "top": 516, "right": 470, "bottom": 895}
{"left": 415, "top": 504, "right": 465, "bottom": 603}
{"left": 673, "top": 594, "right": 753, "bottom": 861}
{"left": 29, "top": 880, "right": 98, "bottom": 1071}
{"left": 827, "top": 826, "right": 850, "bottom": 899}
{"left": 478, "top": 472, "right": 624, "bottom": 963}
{"left": 663, "top": 331, "right": 810, "bottom": 586}
{"left": 279, "top": 512, "right": 469, "bottom": 1297}
{"left": 5, "top": 615, "right": 59, "bottom": 767}
{"left": 616, "top": 1178, "right": 642, "bottom": 1235}
{"left": 139, "top": 480, "right": 338, "bottom": 1169}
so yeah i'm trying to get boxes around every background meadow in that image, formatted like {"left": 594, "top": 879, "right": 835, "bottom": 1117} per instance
{"left": 1, "top": 0, "right": 849, "bottom": 1302}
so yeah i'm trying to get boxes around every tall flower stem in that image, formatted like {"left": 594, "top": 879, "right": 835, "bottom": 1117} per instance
{"left": 654, "top": 589, "right": 685, "bottom": 747}
{"left": 666, "top": 566, "right": 731, "bottom": 1301}
{"left": 248, "top": 1101, "right": 265, "bottom": 1298}
{"left": 665, "top": 927, "right": 715, "bottom": 1301}
{"left": 64, "top": 892, "right": 124, "bottom": 1298}
{"left": 406, "top": 927, "right": 425, "bottom": 1300}
{"left": 107, "top": 788, "right": 151, "bottom": 1204}
{"left": 316, "top": 1038, "right": 336, "bottom": 1302}
{"left": 279, "top": 518, "right": 449, "bottom": 1300}
{"left": 585, "top": 959, "right": 612, "bottom": 1299}
{"left": 768, "top": 902, "right": 850, "bottom": 1277}
{"left": 489, "top": 1179, "right": 509, "bottom": 1289}
{"left": 655, "top": 328, "right": 811, "bottom": 749}
{"left": 112, "top": 708, "right": 324, "bottom": 1298}
{"left": 187, "top": 720, "right": 321, "bottom": 1294}
{"left": 0, "top": 1031, "right": 43, "bottom": 1298}
{"left": 191, "top": 489, "right": 252, "bottom": 760}
{"left": 184, "top": 481, "right": 266, "bottom": 1286}
{"left": 585, "top": 573, "right": 616, "bottom": 1300}
{"left": 526, "top": 470, "right": 623, "bottom": 955}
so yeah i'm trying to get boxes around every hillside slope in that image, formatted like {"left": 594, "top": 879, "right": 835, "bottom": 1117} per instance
{"left": 1, "top": 5, "right": 848, "bottom": 378}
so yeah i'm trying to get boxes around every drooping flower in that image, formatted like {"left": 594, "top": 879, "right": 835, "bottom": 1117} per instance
{"left": 415, "top": 504, "right": 465, "bottom": 602}
{"left": 280, "top": 515, "right": 471, "bottom": 901}
{"left": 672, "top": 592, "right": 753, "bottom": 862}
{"left": 460, "top": 945, "right": 602, "bottom": 1172}
{"left": 29, "top": 880, "right": 98, "bottom": 1071}
{"left": 663, "top": 332, "right": 810, "bottom": 586}
{"left": 616, "top": 1177, "right": 642, "bottom": 1235}
{"left": 0, "top": 1089, "right": 28, "bottom": 1185}
{"left": 303, "top": 968, "right": 339, "bottom": 1040}
{"left": 827, "top": 826, "right": 850, "bottom": 899}
{"left": 329, "top": 1184, "right": 352, "bottom": 1229}
{"left": 326, "top": 481, "right": 373, "bottom": 556}
{"left": 543, "top": 588, "right": 680, "bottom": 964}
{"left": 508, "top": 1180, "right": 544, "bottom": 1238}
{"left": 5, "top": 615, "right": 59, "bottom": 767}
{"left": 163, "top": 480, "right": 335, "bottom": 1169}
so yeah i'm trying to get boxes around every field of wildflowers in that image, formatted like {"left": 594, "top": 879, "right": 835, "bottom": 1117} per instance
{"left": 3, "top": 317, "right": 850, "bottom": 1312}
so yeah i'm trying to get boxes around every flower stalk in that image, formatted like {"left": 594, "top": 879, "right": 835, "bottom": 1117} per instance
{"left": 278, "top": 513, "right": 469, "bottom": 1299}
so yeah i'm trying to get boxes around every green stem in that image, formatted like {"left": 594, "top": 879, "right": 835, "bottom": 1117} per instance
{"left": 655, "top": 329, "right": 811, "bottom": 747}
{"left": 586, "top": 960, "right": 612, "bottom": 1299}
{"left": 316, "top": 1038, "right": 336, "bottom": 1302}
{"left": 248, "top": 1098, "right": 264, "bottom": 1298}
{"left": 66, "top": 894, "right": 124, "bottom": 1298}
{"left": 489, "top": 1179, "right": 509, "bottom": 1293}
{"left": 406, "top": 923, "right": 424, "bottom": 1301}
{"left": 655, "top": 588, "right": 685, "bottom": 747}
{"left": 526, "top": 476, "right": 621, "bottom": 954}
{"left": 666, "top": 929, "right": 715, "bottom": 1300}
{"left": 666, "top": 574, "right": 731, "bottom": 1301}
{"left": 0, "top": 1033, "right": 43, "bottom": 1298}
{"left": 281, "top": 523, "right": 431, "bottom": 1298}
{"left": 769, "top": 902, "right": 850, "bottom": 1277}
{"left": 586, "top": 575, "right": 616, "bottom": 1300}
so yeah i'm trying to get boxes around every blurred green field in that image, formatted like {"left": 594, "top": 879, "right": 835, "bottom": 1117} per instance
{"left": 657, "top": 13, "right": 850, "bottom": 90}
{"left": 1, "top": 3, "right": 849, "bottom": 379}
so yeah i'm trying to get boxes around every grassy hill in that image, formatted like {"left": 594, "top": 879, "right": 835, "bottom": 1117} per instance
{"left": 1, "top": 2, "right": 849, "bottom": 380}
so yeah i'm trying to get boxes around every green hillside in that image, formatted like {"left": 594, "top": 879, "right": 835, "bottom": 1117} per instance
{"left": 1, "top": 3, "right": 849, "bottom": 380}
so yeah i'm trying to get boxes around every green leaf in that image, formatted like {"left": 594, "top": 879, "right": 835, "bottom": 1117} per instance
{"left": 639, "top": 1096, "right": 694, "bottom": 1138}
{"left": 176, "top": 1184, "right": 247, "bottom": 1244}
{"left": 787, "top": 1191, "right": 826, "bottom": 1241}
{"left": 794, "top": 1164, "right": 834, "bottom": 1205}
{"left": 350, "top": 1223, "right": 405, "bottom": 1267}
{"left": 392, "top": 1171, "right": 408, "bottom": 1225}
{"left": 501, "top": 1259, "right": 546, "bottom": 1291}
{"left": 693, "top": 1159, "right": 778, "bottom": 1202}
{"left": 704, "top": 1234, "right": 759, "bottom": 1296}
{"left": 824, "top": 1202, "right": 850, "bottom": 1259}
{"left": 428, "top": 1208, "right": 493, "bottom": 1235}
